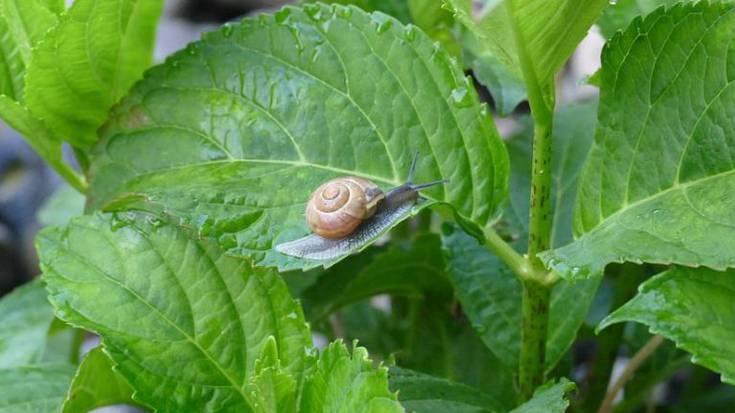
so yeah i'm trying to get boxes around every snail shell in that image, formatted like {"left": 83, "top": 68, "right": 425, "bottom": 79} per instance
{"left": 275, "top": 153, "right": 446, "bottom": 261}
{"left": 305, "top": 177, "right": 385, "bottom": 239}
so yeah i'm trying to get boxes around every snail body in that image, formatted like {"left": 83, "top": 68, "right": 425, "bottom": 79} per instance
{"left": 276, "top": 155, "right": 446, "bottom": 260}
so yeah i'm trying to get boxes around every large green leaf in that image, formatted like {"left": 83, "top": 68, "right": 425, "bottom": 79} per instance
{"left": 38, "top": 213, "right": 312, "bottom": 412}
{"left": 509, "top": 378, "right": 575, "bottom": 413}
{"left": 596, "top": 0, "right": 706, "bottom": 39}
{"left": 89, "top": 3, "right": 508, "bottom": 271}
{"left": 442, "top": 227, "right": 600, "bottom": 373}
{"left": 62, "top": 347, "right": 136, "bottom": 413}
{"left": 599, "top": 266, "right": 735, "bottom": 384}
{"left": 37, "top": 184, "right": 85, "bottom": 228}
{"left": 0, "top": 363, "right": 75, "bottom": 413}
{"left": 0, "top": 279, "right": 56, "bottom": 368}
{"left": 0, "top": 0, "right": 60, "bottom": 100}
{"left": 24, "top": 0, "right": 163, "bottom": 149}
{"left": 389, "top": 367, "right": 501, "bottom": 413}
{"left": 541, "top": 3, "right": 735, "bottom": 280}
{"left": 443, "top": 102, "right": 601, "bottom": 372}
{"left": 300, "top": 233, "right": 452, "bottom": 320}
{"left": 300, "top": 341, "right": 404, "bottom": 413}
{"left": 445, "top": 0, "right": 607, "bottom": 84}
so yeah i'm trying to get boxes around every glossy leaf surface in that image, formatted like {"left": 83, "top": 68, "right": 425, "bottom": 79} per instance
{"left": 599, "top": 267, "right": 735, "bottom": 384}
{"left": 0, "top": 0, "right": 60, "bottom": 100}
{"left": 38, "top": 213, "right": 312, "bottom": 412}
{"left": 541, "top": 3, "right": 735, "bottom": 280}
{"left": 89, "top": 4, "right": 508, "bottom": 270}
{"left": 24, "top": 0, "right": 163, "bottom": 149}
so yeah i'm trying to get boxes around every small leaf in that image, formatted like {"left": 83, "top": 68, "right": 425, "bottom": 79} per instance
{"left": 541, "top": 3, "right": 735, "bottom": 280}
{"left": 509, "top": 378, "right": 575, "bottom": 413}
{"left": 0, "top": 363, "right": 75, "bottom": 413}
{"left": 89, "top": 4, "right": 509, "bottom": 271}
{"left": 389, "top": 367, "right": 502, "bottom": 413}
{"left": 0, "top": 95, "right": 61, "bottom": 167}
{"left": 299, "top": 341, "right": 404, "bottom": 413}
{"left": 38, "top": 213, "right": 312, "bottom": 412}
{"left": 62, "top": 347, "right": 137, "bottom": 413}
{"left": 0, "top": 279, "right": 56, "bottom": 368}
{"left": 598, "top": 266, "right": 735, "bottom": 385}
{"left": 24, "top": 0, "right": 163, "bottom": 149}
{"left": 446, "top": 0, "right": 607, "bottom": 84}
{"left": 0, "top": 0, "right": 60, "bottom": 100}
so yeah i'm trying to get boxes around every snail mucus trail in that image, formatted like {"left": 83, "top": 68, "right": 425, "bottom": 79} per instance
{"left": 275, "top": 155, "right": 446, "bottom": 260}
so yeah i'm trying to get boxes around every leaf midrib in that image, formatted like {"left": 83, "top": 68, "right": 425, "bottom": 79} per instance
{"left": 585, "top": 140, "right": 735, "bottom": 235}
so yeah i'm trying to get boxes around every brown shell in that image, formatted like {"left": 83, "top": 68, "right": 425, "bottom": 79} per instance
{"left": 305, "top": 176, "right": 385, "bottom": 239}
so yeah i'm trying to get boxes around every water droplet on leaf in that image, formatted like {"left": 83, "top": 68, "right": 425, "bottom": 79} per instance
{"left": 222, "top": 25, "right": 233, "bottom": 38}
{"left": 450, "top": 86, "right": 472, "bottom": 107}
{"left": 404, "top": 25, "right": 416, "bottom": 41}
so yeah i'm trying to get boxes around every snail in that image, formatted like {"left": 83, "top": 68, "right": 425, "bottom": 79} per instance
{"left": 275, "top": 154, "right": 446, "bottom": 260}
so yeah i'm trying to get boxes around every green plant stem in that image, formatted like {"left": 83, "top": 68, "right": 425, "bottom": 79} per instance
{"left": 51, "top": 158, "right": 88, "bottom": 193}
{"left": 504, "top": 0, "right": 556, "bottom": 401}
{"left": 483, "top": 228, "right": 531, "bottom": 278}
{"left": 597, "top": 335, "right": 666, "bottom": 413}
{"left": 518, "top": 279, "right": 551, "bottom": 402}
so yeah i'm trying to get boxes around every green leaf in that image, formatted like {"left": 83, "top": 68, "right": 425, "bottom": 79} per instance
{"left": 305, "top": 0, "right": 413, "bottom": 23}
{"left": 299, "top": 341, "right": 404, "bottom": 413}
{"left": 465, "top": 44, "right": 526, "bottom": 117}
{"left": 0, "top": 279, "right": 56, "bottom": 368}
{"left": 540, "top": 3, "right": 735, "bottom": 280}
{"left": 443, "top": 102, "right": 601, "bottom": 372}
{"left": 389, "top": 367, "right": 501, "bottom": 413}
{"left": 0, "top": 363, "right": 75, "bottom": 413}
{"left": 509, "top": 378, "right": 575, "bottom": 413}
{"left": 598, "top": 266, "right": 735, "bottom": 384}
{"left": 89, "top": 4, "right": 509, "bottom": 271}
{"left": 0, "top": 95, "right": 60, "bottom": 164}
{"left": 0, "top": 0, "right": 60, "bottom": 100}
{"left": 37, "top": 184, "right": 86, "bottom": 228}
{"left": 62, "top": 347, "right": 136, "bottom": 413}
{"left": 301, "top": 233, "right": 452, "bottom": 320}
{"left": 442, "top": 226, "right": 600, "bottom": 373}
{"left": 445, "top": 0, "right": 607, "bottom": 84}
{"left": 38, "top": 213, "right": 312, "bottom": 412}
{"left": 408, "top": 0, "right": 462, "bottom": 59}
{"left": 24, "top": 0, "right": 163, "bottom": 150}
{"left": 597, "top": 0, "right": 694, "bottom": 39}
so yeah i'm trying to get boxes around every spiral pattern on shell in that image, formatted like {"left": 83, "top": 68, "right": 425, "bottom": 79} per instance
{"left": 305, "top": 176, "right": 385, "bottom": 239}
